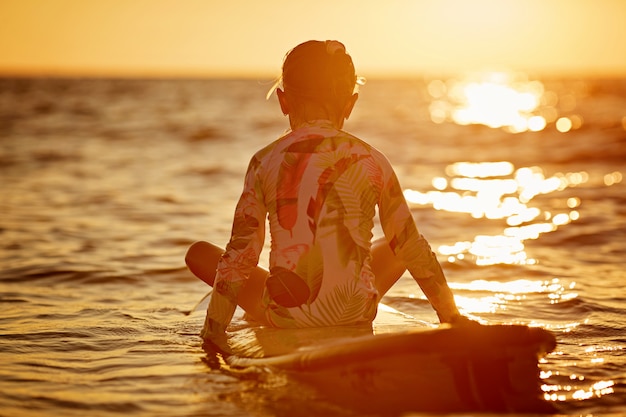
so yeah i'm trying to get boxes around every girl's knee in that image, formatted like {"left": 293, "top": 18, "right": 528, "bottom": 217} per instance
{"left": 185, "top": 241, "right": 223, "bottom": 286}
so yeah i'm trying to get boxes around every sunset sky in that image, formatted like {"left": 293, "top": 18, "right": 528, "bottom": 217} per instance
{"left": 1, "top": 0, "right": 625, "bottom": 78}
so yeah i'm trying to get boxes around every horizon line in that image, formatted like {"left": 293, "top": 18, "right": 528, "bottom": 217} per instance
{"left": 2, "top": 65, "right": 626, "bottom": 80}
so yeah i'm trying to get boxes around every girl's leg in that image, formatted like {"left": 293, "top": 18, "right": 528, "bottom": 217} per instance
{"left": 185, "top": 241, "right": 269, "bottom": 324}
{"left": 186, "top": 238, "right": 406, "bottom": 322}
{"left": 370, "top": 237, "right": 407, "bottom": 297}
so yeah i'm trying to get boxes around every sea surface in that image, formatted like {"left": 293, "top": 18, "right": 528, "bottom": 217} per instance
{"left": 1, "top": 75, "right": 625, "bottom": 416}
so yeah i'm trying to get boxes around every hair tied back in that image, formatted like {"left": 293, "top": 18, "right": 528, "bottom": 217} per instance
{"left": 325, "top": 40, "right": 345, "bottom": 55}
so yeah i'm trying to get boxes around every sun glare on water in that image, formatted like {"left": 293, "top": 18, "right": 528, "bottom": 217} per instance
{"left": 404, "top": 162, "right": 621, "bottom": 267}
{"left": 449, "top": 278, "right": 579, "bottom": 318}
{"left": 416, "top": 71, "right": 621, "bottom": 407}
{"left": 427, "top": 71, "right": 586, "bottom": 133}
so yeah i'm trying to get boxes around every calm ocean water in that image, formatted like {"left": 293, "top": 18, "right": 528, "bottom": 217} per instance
{"left": 1, "top": 76, "right": 625, "bottom": 416}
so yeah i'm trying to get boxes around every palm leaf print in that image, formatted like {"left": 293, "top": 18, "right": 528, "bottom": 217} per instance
{"left": 228, "top": 214, "right": 260, "bottom": 250}
{"left": 308, "top": 281, "right": 369, "bottom": 326}
{"left": 276, "top": 135, "right": 325, "bottom": 235}
{"left": 336, "top": 219, "right": 369, "bottom": 267}
{"left": 327, "top": 156, "right": 378, "bottom": 266}
{"left": 382, "top": 173, "right": 405, "bottom": 215}
{"left": 388, "top": 216, "right": 419, "bottom": 254}
{"left": 317, "top": 185, "right": 367, "bottom": 267}
{"left": 306, "top": 154, "right": 369, "bottom": 235}
{"left": 294, "top": 242, "right": 324, "bottom": 304}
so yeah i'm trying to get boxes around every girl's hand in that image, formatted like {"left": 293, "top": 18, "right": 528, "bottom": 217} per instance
{"left": 202, "top": 332, "right": 233, "bottom": 356}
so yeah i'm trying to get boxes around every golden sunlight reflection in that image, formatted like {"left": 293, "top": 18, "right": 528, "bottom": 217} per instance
{"left": 603, "top": 171, "right": 623, "bottom": 186}
{"left": 427, "top": 71, "right": 587, "bottom": 133}
{"left": 542, "top": 378, "right": 615, "bottom": 403}
{"left": 450, "top": 278, "right": 579, "bottom": 320}
{"left": 405, "top": 162, "right": 622, "bottom": 266}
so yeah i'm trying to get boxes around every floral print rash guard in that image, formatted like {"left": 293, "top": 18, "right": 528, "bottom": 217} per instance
{"left": 202, "top": 120, "right": 459, "bottom": 339}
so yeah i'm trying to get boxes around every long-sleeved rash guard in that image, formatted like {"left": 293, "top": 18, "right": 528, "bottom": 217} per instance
{"left": 202, "top": 120, "right": 459, "bottom": 339}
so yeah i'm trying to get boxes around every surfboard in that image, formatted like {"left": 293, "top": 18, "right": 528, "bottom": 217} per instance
{"left": 187, "top": 242, "right": 556, "bottom": 413}
{"left": 198, "top": 300, "right": 556, "bottom": 414}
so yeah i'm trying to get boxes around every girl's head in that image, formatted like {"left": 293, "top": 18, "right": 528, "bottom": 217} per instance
{"left": 274, "top": 40, "right": 361, "bottom": 129}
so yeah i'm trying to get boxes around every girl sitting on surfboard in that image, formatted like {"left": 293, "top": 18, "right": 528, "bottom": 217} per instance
{"left": 186, "top": 40, "right": 473, "bottom": 350}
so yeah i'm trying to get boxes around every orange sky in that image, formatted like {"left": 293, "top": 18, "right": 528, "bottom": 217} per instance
{"left": 1, "top": 0, "right": 625, "bottom": 78}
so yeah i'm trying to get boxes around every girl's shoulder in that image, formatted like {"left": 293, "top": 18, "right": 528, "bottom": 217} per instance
{"left": 251, "top": 125, "right": 391, "bottom": 169}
